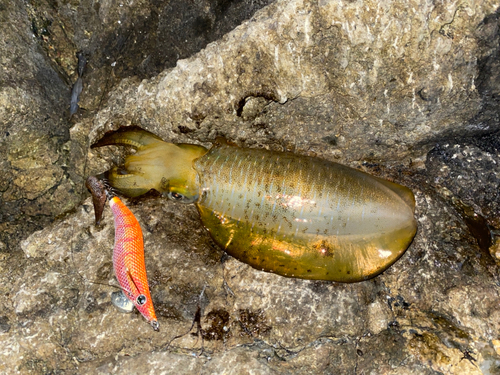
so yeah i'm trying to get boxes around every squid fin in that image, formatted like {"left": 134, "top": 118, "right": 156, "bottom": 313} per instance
{"left": 371, "top": 175, "right": 416, "bottom": 210}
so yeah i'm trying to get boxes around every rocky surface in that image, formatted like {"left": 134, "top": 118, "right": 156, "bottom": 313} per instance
{"left": 1, "top": 0, "right": 500, "bottom": 374}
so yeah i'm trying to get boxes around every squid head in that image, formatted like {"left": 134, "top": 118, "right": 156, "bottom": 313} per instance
{"left": 92, "top": 127, "right": 207, "bottom": 202}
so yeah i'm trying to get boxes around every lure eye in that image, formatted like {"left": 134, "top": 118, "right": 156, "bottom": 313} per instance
{"left": 136, "top": 294, "right": 147, "bottom": 306}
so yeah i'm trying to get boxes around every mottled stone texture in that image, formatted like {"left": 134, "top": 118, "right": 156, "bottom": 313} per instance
{"left": 1, "top": 0, "right": 500, "bottom": 374}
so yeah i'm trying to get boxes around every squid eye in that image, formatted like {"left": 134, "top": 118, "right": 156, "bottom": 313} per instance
{"left": 167, "top": 191, "right": 198, "bottom": 203}
{"left": 136, "top": 294, "right": 147, "bottom": 306}
{"left": 168, "top": 191, "right": 185, "bottom": 201}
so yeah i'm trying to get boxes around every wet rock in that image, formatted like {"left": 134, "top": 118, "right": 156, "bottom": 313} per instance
{"left": 84, "top": 0, "right": 500, "bottom": 167}
{"left": 78, "top": 351, "right": 205, "bottom": 374}
{"left": 0, "top": 0, "right": 277, "bottom": 251}
{"left": 0, "top": 316, "right": 11, "bottom": 333}
{"left": 0, "top": 1, "right": 74, "bottom": 248}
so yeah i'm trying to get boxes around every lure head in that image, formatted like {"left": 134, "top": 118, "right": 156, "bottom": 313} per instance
{"left": 92, "top": 127, "right": 207, "bottom": 202}
{"left": 111, "top": 289, "right": 159, "bottom": 330}
{"left": 111, "top": 254, "right": 159, "bottom": 331}
{"left": 115, "top": 266, "right": 159, "bottom": 331}
{"left": 130, "top": 292, "right": 159, "bottom": 331}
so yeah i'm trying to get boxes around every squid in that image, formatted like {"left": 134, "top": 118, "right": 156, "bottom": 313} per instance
{"left": 91, "top": 127, "right": 417, "bottom": 282}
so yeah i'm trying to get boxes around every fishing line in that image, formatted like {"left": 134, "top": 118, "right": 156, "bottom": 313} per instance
{"left": 162, "top": 285, "right": 207, "bottom": 353}
{"left": 68, "top": 50, "right": 122, "bottom": 305}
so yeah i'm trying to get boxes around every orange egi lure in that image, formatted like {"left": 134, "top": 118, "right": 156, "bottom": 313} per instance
{"left": 86, "top": 176, "right": 159, "bottom": 331}
{"left": 109, "top": 196, "right": 159, "bottom": 331}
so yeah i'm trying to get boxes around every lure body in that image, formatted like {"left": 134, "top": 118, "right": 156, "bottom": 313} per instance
{"left": 93, "top": 128, "right": 417, "bottom": 282}
{"left": 109, "top": 195, "right": 159, "bottom": 330}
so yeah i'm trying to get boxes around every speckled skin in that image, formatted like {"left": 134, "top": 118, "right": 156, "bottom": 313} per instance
{"left": 195, "top": 143, "right": 417, "bottom": 282}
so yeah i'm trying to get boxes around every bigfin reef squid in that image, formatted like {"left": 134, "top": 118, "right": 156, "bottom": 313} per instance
{"left": 91, "top": 127, "right": 417, "bottom": 283}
